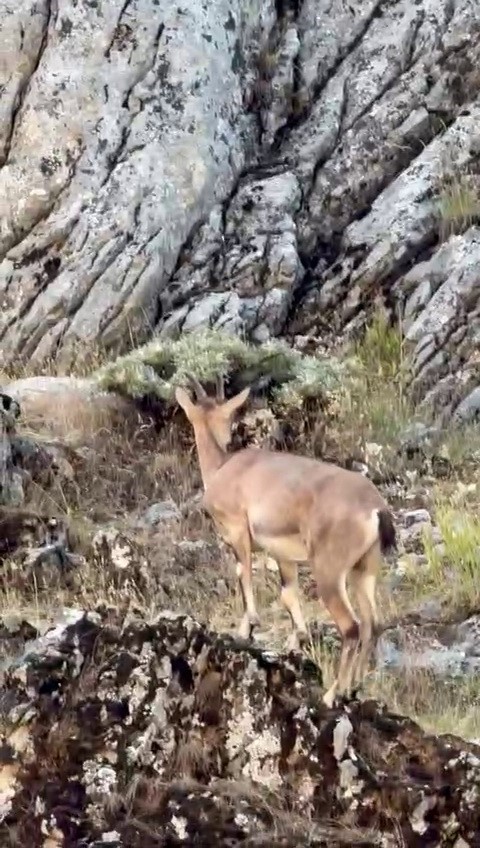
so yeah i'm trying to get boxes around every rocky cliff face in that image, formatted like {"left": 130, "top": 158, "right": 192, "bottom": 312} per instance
{"left": 1, "top": 0, "right": 479, "bottom": 417}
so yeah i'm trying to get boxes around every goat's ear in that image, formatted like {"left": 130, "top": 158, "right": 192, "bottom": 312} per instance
{"left": 222, "top": 386, "right": 250, "bottom": 416}
{"left": 175, "top": 387, "right": 196, "bottom": 419}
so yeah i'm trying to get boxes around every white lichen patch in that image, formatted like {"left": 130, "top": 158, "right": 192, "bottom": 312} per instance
{"left": 8, "top": 725, "right": 34, "bottom": 758}
{"left": 234, "top": 811, "right": 251, "bottom": 831}
{"left": 45, "top": 609, "right": 84, "bottom": 644}
{"left": 71, "top": 633, "right": 84, "bottom": 678}
{"left": 331, "top": 714, "right": 364, "bottom": 801}
{"left": 156, "top": 654, "right": 172, "bottom": 684}
{"left": 119, "top": 643, "right": 154, "bottom": 716}
{"left": 463, "top": 785, "right": 479, "bottom": 806}
{"left": 225, "top": 672, "right": 282, "bottom": 790}
{"left": 171, "top": 815, "right": 188, "bottom": 840}
{"left": 127, "top": 721, "right": 175, "bottom": 771}
{"left": 0, "top": 764, "right": 19, "bottom": 824}
{"left": 35, "top": 796, "right": 46, "bottom": 815}
{"left": 83, "top": 759, "right": 117, "bottom": 800}
{"left": 41, "top": 813, "right": 64, "bottom": 846}
{"left": 295, "top": 772, "right": 315, "bottom": 805}
{"left": 242, "top": 727, "right": 281, "bottom": 790}
{"left": 93, "top": 528, "right": 134, "bottom": 570}
{"left": 410, "top": 795, "right": 437, "bottom": 835}
{"left": 125, "top": 679, "right": 175, "bottom": 772}
{"left": 337, "top": 758, "right": 364, "bottom": 800}
{"left": 225, "top": 695, "right": 255, "bottom": 760}
{"left": 448, "top": 751, "right": 480, "bottom": 769}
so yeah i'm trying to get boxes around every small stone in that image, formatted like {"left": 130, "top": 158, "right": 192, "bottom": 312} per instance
{"left": 215, "top": 579, "right": 229, "bottom": 598}
{"left": 453, "top": 387, "right": 480, "bottom": 423}
{"left": 404, "top": 509, "right": 431, "bottom": 527}
{"left": 416, "top": 599, "right": 443, "bottom": 621}
{"left": 139, "top": 500, "right": 181, "bottom": 527}
{"left": 351, "top": 461, "right": 369, "bottom": 476}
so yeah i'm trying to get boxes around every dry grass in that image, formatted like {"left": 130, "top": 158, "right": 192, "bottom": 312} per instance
{"left": 437, "top": 169, "right": 480, "bottom": 241}
{"left": 0, "top": 400, "right": 232, "bottom": 634}
{"left": 106, "top": 775, "right": 382, "bottom": 847}
{"left": 0, "top": 339, "right": 110, "bottom": 384}
{"left": 339, "top": 310, "right": 411, "bottom": 440}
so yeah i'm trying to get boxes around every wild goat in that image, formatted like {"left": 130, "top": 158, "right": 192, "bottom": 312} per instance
{"left": 175, "top": 374, "right": 396, "bottom": 707}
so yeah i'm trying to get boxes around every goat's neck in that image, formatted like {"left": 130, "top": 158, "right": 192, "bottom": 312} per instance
{"left": 192, "top": 423, "right": 227, "bottom": 488}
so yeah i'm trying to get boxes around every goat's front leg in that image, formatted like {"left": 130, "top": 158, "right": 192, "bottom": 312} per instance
{"left": 229, "top": 528, "right": 260, "bottom": 640}
{"left": 277, "top": 559, "right": 308, "bottom": 651}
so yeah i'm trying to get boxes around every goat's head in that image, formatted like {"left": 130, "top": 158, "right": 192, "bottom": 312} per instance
{"left": 175, "top": 374, "right": 250, "bottom": 450}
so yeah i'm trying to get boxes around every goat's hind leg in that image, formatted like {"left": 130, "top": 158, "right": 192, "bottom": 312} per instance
{"left": 350, "top": 540, "right": 382, "bottom": 689}
{"left": 315, "top": 566, "right": 361, "bottom": 708}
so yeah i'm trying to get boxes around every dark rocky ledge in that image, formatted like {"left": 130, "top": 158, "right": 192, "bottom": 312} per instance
{"left": 0, "top": 607, "right": 479, "bottom": 847}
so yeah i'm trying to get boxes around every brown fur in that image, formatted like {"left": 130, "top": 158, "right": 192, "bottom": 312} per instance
{"left": 175, "top": 376, "right": 396, "bottom": 707}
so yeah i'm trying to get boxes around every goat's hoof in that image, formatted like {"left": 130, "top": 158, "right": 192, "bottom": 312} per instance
{"left": 237, "top": 622, "right": 251, "bottom": 640}
{"left": 350, "top": 688, "right": 361, "bottom": 701}
{"left": 322, "top": 688, "right": 337, "bottom": 709}
{"left": 285, "top": 631, "right": 308, "bottom": 653}
{"left": 238, "top": 615, "right": 260, "bottom": 640}
{"left": 285, "top": 634, "right": 300, "bottom": 652}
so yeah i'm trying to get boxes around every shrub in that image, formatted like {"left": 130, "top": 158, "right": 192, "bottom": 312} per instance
{"left": 94, "top": 328, "right": 347, "bottom": 410}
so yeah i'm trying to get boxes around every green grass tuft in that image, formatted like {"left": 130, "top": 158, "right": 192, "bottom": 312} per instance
{"left": 333, "top": 310, "right": 412, "bottom": 448}
{"left": 421, "top": 500, "right": 480, "bottom": 610}
{"left": 438, "top": 171, "right": 480, "bottom": 241}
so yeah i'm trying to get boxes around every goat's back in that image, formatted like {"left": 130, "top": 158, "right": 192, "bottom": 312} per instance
{"left": 205, "top": 447, "right": 388, "bottom": 519}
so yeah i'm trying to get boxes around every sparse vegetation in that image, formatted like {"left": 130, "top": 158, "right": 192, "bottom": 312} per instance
{"left": 420, "top": 496, "right": 480, "bottom": 611}
{"left": 437, "top": 168, "right": 480, "bottom": 241}
{"left": 332, "top": 310, "right": 412, "bottom": 450}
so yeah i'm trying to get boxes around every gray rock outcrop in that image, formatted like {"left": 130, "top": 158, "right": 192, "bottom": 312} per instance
{"left": 1, "top": 0, "right": 479, "bottom": 415}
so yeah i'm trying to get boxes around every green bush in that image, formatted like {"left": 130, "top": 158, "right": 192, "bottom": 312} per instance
{"left": 94, "top": 329, "right": 346, "bottom": 409}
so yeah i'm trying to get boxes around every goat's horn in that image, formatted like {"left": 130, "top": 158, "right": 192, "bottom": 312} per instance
{"left": 185, "top": 373, "right": 208, "bottom": 400}
{"left": 216, "top": 374, "right": 225, "bottom": 401}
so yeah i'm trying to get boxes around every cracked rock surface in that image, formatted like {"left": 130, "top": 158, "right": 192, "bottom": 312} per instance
{"left": 1, "top": 0, "right": 480, "bottom": 411}
{"left": 1, "top": 607, "right": 480, "bottom": 847}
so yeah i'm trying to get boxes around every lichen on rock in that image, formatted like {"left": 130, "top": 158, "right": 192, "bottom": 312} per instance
{"left": 0, "top": 608, "right": 479, "bottom": 846}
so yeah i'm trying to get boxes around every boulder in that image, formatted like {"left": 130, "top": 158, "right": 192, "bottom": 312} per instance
{"left": 4, "top": 376, "right": 134, "bottom": 443}
{"left": 0, "top": 607, "right": 479, "bottom": 846}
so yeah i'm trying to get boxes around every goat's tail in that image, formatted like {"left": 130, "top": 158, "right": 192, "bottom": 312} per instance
{"left": 378, "top": 509, "right": 397, "bottom": 554}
